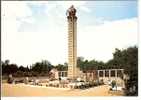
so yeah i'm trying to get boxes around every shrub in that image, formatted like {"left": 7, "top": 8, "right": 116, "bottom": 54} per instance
{"left": 111, "top": 80, "right": 116, "bottom": 88}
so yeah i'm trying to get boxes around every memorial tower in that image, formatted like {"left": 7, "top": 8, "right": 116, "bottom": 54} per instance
{"left": 66, "top": 5, "right": 79, "bottom": 79}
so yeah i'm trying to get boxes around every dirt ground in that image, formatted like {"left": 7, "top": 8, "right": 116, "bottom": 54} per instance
{"left": 1, "top": 83, "right": 124, "bottom": 96}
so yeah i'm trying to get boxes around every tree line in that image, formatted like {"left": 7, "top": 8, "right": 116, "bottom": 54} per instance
{"left": 1, "top": 59, "right": 68, "bottom": 77}
{"left": 1, "top": 46, "right": 138, "bottom": 95}
{"left": 77, "top": 46, "right": 138, "bottom": 74}
{"left": 2, "top": 46, "right": 138, "bottom": 78}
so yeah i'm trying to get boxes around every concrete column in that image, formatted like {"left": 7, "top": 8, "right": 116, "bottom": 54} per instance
{"left": 61, "top": 71, "right": 63, "bottom": 77}
{"left": 85, "top": 72, "right": 87, "bottom": 81}
{"left": 109, "top": 70, "right": 111, "bottom": 78}
{"left": 115, "top": 70, "right": 117, "bottom": 78}
{"left": 60, "top": 72, "right": 62, "bottom": 77}
{"left": 121, "top": 69, "right": 125, "bottom": 88}
{"left": 103, "top": 70, "right": 105, "bottom": 77}
{"left": 121, "top": 70, "right": 124, "bottom": 77}
{"left": 97, "top": 70, "right": 99, "bottom": 78}
{"left": 92, "top": 72, "right": 93, "bottom": 81}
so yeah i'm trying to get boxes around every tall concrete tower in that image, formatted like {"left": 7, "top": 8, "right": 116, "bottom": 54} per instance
{"left": 67, "top": 5, "right": 79, "bottom": 79}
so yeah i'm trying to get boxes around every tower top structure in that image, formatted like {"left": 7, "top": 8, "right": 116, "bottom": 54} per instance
{"left": 66, "top": 5, "right": 77, "bottom": 17}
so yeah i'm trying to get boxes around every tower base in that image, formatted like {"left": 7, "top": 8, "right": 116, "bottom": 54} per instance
{"left": 67, "top": 67, "right": 80, "bottom": 80}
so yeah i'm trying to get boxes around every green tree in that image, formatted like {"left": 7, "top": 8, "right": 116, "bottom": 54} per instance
{"left": 77, "top": 57, "right": 84, "bottom": 70}
{"left": 108, "top": 46, "right": 138, "bottom": 95}
{"left": 2, "top": 60, "right": 18, "bottom": 75}
{"left": 5, "top": 60, "right": 10, "bottom": 65}
{"left": 31, "top": 60, "right": 52, "bottom": 76}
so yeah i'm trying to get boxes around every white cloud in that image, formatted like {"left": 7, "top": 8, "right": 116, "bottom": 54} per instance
{"left": 2, "top": 1, "right": 32, "bottom": 18}
{"left": 77, "top": 17, "right": 138, "bottom": 62}
{"left": 44, "top": 1, "right": 90, "bottom": 19}
{"left": 1, "top": 1, "right": 68, "bottom": 66}
{"left": 56, "top": 1, "right": 87, "bottom": 10}
{"left": 79, "top": 6, "right": 91, "bottom": 13}
{"left": 2, "top": 1, "right": 33, "bottom": 31}
{"left": 2, "top": 1, "right": 138, "bottom": 66}
{"left": 2, "top": 1, "right": 33, "bottom": 65}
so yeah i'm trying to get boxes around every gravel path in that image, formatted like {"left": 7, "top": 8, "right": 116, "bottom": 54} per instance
{"left": 1, "top": 83, "right": 124, "bottom": 96}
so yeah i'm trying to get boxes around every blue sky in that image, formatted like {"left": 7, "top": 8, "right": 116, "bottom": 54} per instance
{"left": 17, "top": 1, "right": 137, "bottom": 32}
{"left": 2, "top": 1, "right": 138, "bottom": 66}
{"left": 87, "top": 1, "right": 137, "bottom": 20}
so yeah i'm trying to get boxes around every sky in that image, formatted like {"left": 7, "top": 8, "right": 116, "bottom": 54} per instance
{"left": 2, "top": 1, "right": 138, "bottom": 66}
